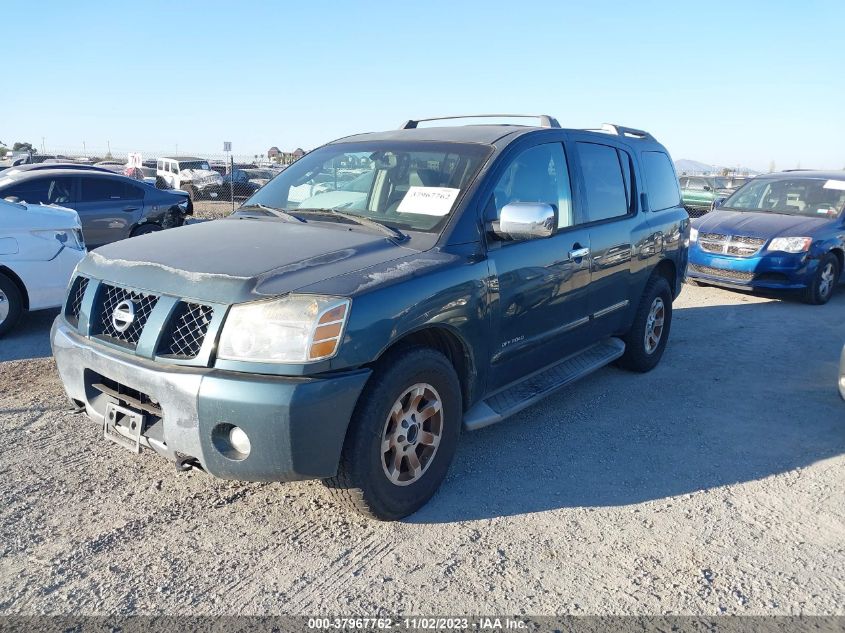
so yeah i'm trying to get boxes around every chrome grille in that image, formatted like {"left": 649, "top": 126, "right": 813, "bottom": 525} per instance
{"left": 700, "top": 241, "right": 723, "bottom": 253}
{"left": 158, "top": 302, "right": 214, "bottom": 359}
{"left": 95, "top": 284, "right": 159, "bottom": 347}
{"left": 65, "top": 276, "right": 89, "bottom": 327}
{"left": 689, "top": 264, "right": 754, "bottom": 282}
{"left": 697, "top": 234, "right": 765, "bottom": 258}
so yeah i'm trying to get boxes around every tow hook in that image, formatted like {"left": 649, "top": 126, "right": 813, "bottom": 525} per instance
{"left": 174, "top": 453, "right": 200, "bottom": 472}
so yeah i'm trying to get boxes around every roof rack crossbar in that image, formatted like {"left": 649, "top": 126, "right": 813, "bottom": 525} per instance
{"left": 400, "top": 114, "right": 561, "bottom": 130}
{"left": 588, "top": 123, "right": 653, "bottom": 140}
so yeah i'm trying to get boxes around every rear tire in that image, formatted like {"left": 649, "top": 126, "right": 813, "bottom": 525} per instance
{"left": 617, "top": 275, "right": 673, "bottom": 373}
{"left": 0, "top": 273, "right": 24, "bottom": 337}
{"left": 324, "top": 347, "right": 462, "bottom": 520}
{"left": 803, "top": 253, "right": 839, "bottom": 305}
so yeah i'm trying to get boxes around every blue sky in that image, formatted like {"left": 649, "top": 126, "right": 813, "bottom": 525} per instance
{"left": 2, "top": 0, "right": 844, "bottom": 170}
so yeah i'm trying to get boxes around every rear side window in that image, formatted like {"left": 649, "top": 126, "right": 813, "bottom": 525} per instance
{"left": 80, "top": 178, "right": 142, "bottom": 202}
{"left": 4, "top": 177, "right": 74, "bottom": 205}
{"left": 577, "top": 142, "right": 629, "bottom": 222}
{"left": 641, "top": 151, "right": 681, "bottom": 211}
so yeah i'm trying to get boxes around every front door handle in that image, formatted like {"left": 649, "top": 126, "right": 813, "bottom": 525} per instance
{"left": 122, "top": 206, "right": 139, "bottom": 212}
{"left": 569, "top": 247, "right": 590, "bottom": 259}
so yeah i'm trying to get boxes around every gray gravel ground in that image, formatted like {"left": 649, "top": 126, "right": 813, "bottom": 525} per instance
{"left": 1, "top": 283, "right": 843, "bottom": 616}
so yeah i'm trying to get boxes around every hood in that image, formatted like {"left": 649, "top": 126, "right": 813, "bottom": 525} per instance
{"left": 77, "top": 216, "right": 418, "bottom": 304}
{"left": 180, "top": 169, "right": 223, "bottom": 186}
{"left": 693, "top": 210, "right": 832, "bottom": 238}
{"left": 0, "top": 200, "right": 81, "bottom": 231}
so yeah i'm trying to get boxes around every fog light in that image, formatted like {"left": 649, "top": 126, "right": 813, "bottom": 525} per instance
{"left": 229, "top": 426, "right": 251, "bottom": 456}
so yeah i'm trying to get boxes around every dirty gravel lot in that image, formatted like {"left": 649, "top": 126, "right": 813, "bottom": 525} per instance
{"left": 0, "top": 283, "right": 843, "bottom": 616}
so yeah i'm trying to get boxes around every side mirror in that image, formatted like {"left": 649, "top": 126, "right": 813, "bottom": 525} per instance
{"left": 711, "top": 197, "right": 727, "bottom": 211}
{"left": 703, "top": 185, "right": 712, "bottom": 191}
{"left": 493, "top": 202, "right": 556, "bottom": 240}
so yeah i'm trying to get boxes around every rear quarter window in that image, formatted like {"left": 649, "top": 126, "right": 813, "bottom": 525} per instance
{"left": 642, "top": 151, "right": 681, "bottom": 211}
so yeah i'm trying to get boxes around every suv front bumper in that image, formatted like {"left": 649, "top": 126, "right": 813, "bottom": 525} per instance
{"left": 51, "top": 318, "right": 370, "bottom": 481}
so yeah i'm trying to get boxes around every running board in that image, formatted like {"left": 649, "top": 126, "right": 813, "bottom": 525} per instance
{"left": 463, "top": 338, "right": 625, "bottom": 431}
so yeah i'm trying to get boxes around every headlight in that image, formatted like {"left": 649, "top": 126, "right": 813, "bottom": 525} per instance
{"left": 689, "top": 227, "right": 698, "bottom": 242}
{"left": 768, "top": 237, "right": 812, "bottom": 253}
{"left": 32, "top": 229, "right": 85, "bottom": 251}
{"left": 218, "top": 294, "right": 350, "bottom": 363}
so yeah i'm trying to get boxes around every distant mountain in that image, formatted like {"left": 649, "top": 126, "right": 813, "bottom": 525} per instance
{"left": 674, "top": 158, "right": 760, "bottom": 176}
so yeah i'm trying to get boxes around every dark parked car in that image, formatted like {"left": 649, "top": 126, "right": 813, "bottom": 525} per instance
{"left": 220, "top": 168, "right": 277, "bottom": 199}
{"left": 0, "top": 168, "right": 192, "bottom": 248}
{"left": 688, "top": 171, "right": 845, "bottom": 304}
{"left": 51, "top": 116, "right": 688, "bottom": 520}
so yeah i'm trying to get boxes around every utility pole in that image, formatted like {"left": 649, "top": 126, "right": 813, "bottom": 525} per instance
{"left": 41, "top": 137, "right": 45, "bottom": 153}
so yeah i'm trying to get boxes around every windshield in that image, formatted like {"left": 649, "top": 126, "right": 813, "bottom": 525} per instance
{"left": 179, "top": 161, "right": 210, "bottom": 171}
{"left": 722, "top": 177, "right": 845, "bottom": 218}
{"left": 244, "top": 169, "right": 274, "bottom": 179}
{"left": 245, "top": 141, "right": 491, "bottom": 233}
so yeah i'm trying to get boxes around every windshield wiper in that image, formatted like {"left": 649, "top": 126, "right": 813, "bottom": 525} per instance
{"left": 296, "top": 208, "right": 408, "bottom": 242}
{"left": 239, "top": 203, "right": 305, "bottom": 223}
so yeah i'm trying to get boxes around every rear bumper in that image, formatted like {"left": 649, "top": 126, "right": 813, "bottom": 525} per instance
{"left": 687, "top": 248, "right": 816, "bottom": 290}
{"left": 51, "top": 318, "right": 371, "bottom": 481}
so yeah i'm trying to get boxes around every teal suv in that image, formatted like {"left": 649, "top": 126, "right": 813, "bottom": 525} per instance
{"left": 52, "top": 116, "right": 689, "bottom": 520}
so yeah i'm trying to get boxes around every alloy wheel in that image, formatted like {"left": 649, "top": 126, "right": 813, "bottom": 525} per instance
{"left": 819, "top": 263, "right": 835, "bottom": 299}
{"left": 381, "top": 383, "right": 443, "bottom": 487}
{"left": 644, "top": 296, "right": 665, "bottom": 354}
{"left": 0, "top": 289, "right": 8, "bottom": 325}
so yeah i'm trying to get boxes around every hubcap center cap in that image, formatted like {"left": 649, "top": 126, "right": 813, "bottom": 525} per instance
{"left": 406, "top": 423, "right": 419, "bottom": 444}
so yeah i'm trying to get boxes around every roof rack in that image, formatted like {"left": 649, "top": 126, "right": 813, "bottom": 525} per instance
{"left": 587, "top": 123, "right": 653, "bottom": 140}
{"left": 400, "top": 114, "right": 561, "bottom": 130}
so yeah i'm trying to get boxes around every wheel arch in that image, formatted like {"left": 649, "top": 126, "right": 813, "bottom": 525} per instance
{"left": 372, "top": 325, "right": 475, "bottom": 410}
{"left": 828, "top": 246, "right": 844, "bottom": 272}
{"left": 652, "top": 258, "right": 678, "bottom": 298}
{"left": 0, "top": 265, "right": 30, "bottom": 311}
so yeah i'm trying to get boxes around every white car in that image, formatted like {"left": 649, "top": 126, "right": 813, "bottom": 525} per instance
{"left": 0, "top": 198, "right": 86, "bottom": 336}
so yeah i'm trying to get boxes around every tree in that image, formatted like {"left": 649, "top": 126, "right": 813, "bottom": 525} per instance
{"left": 720, "top": 167, "right": 730, "bottom": 176}
{"left": 12, "top": 142, "right": 36, "bottom": 154}
{"left": 0, "top": 147, "right": 6, "bottom": 158}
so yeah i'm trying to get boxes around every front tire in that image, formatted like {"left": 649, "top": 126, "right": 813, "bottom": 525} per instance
{"left": 0, "top": 273, "right": 24, "bottom": 337}
{"left": 324, "top": 347, "right": 462, "bottom": 520}
{"left": 803, "top": 254, "right": 839, "bottom": 305}
{"left": 130, "top": 223, "right": 162, "bottom": 237}
{"left": 617, "top": 275, "right": 673, "bottom": 373}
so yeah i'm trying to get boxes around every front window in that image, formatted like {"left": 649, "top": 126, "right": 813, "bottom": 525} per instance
{"left": 722, "top": 177, "right": 845, "bottom": 218}
{"left": 245, "top": 141, "right": 491, "bottom": 233}
{"left": 178, "top": 161, "right": 210, "bottom": 171}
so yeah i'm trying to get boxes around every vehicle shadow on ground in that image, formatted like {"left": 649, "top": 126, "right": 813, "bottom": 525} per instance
{"left": 0, "top": 309, "right": 58, "bottom": 362}
{"left": 410, "top": 292, "right": 845, "bottom": 523}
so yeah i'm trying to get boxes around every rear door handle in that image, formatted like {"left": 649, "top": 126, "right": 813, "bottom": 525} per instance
{"left": 122, "top": 206, "right": 139, "bottom": 212}
{"left": 569, "top": 247, "right": 590, "bottom": 259}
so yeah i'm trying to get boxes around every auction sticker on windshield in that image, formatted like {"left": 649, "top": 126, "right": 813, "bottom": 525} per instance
{"left": 397, "top": 186, "right": 460, "bottom": 216}
{"left": 823, "top": 179, "right": 845, "bottom": 191}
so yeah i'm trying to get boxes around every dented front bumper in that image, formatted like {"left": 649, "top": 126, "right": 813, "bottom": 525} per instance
{"left": 51, "top": 317, "right": 370, "bottom": 481}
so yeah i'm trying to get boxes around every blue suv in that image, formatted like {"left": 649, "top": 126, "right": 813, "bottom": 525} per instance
{"left": 51, "top": 116, "right": 689, "bottom": 519}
